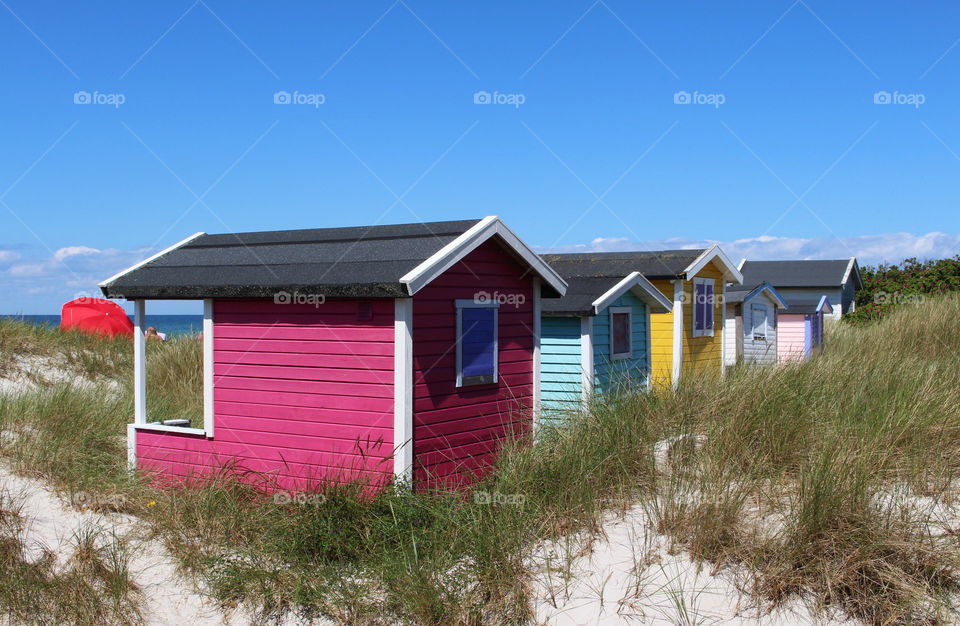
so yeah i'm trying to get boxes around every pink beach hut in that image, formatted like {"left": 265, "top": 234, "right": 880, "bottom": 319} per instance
{"left": 99, "top": 217, "right": 566, "bottom": 491}
{"left": 777, "top": 296, "right": 833, "bottom": 362}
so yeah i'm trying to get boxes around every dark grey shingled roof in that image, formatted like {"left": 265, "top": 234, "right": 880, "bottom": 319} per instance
{"left": 540, "top": 250, "right": 704, "bottom": 282}
{"left": 778, "top": 296, "right": 832, "bottom": 315}
{"left": 538, "top": 252, "right": 696, "bottom": 315}
{"left": 101, "top": 220, "right": 484, "bottom": 299}
{"left": 540, "top": 275, "right": 626, "bottom": 315}
{"left": 740, "top": 259, "right": 860, "bottom": 290}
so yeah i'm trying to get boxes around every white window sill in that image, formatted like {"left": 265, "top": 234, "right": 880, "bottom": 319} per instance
{"left": 133, "top": 422, "right": 210, "bottom": 437}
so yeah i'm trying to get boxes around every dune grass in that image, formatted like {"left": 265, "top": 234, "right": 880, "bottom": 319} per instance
{"left": 0, "top": 490, "right": 141, "bottom": 625}
{"left": 1, "top": 297, "right": 960, "bottom": 622}
{"left": 0, "top": 317, "right": 130, "bottom": 382}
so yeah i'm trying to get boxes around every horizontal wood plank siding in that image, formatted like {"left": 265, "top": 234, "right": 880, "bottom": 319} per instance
{"left": 412, "top": 239, "right": 534, "bottom": 489}
{"left": 539, "top": 316, "right": 582, "bottom": 421}
{"left": 741, "top": 296, "right": 778, "bottom": 365}
{"left": 593, "top": 293, "right": 650, "bottom": 395}
{"left": 136, "top": 298, "right": 395, "bottom": 490}
{"left": 723, "top": 305, "right": 739, "bottom": 366}
{"left": 777, "top": 315, "right": 808, "bottom": 362}
{"left": 648, "top": 279, "right": 675, "bottom": 389}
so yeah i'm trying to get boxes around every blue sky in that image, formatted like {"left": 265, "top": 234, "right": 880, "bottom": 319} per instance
{"left": 1, "top": 0, "right": 959, "bottom": 313}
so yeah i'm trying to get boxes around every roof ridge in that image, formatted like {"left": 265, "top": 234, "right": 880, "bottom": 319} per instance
{"left": 190, "top": 229, "right": 473, "bottom": 248}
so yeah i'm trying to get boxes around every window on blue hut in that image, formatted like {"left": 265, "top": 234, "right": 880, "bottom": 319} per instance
{"left": 751, "top": 304, "right": 769, "bottom": 341}
{"left": 455, "top": 300, "right": 498, "bottom": 386}
{"left": 609, "top": 307, "right": 632, "bottom": 360}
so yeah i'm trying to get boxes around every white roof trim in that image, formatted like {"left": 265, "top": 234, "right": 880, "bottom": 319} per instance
{"left": 399, "top": 216, "right": 567, "bottom": 296}
{"left": 591, "top": 271, "right": 672, "bottom": 314}
{"left": 98, "top": 231, "right": 206, "bottom": 289}
{"left": 841, "top": 257, "right": 863, "bottom": 289}
{"left": 737, "top": 257, "right": 746, "bottom": 271}
{"left": 816, "top": 295, "right": 833, "bottom": 314}
{"left": 683, "top": 244, "right": 743, "bottom": 284}
{"left": 742, "top": 281, "right": 789, "bottom": 309}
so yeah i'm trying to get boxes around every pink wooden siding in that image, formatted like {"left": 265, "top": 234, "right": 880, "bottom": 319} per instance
{"left": 777, "top": 314, "right": 808, "bottom": 362}
{"left": 136, "top": 299, "right": 395, "bottom": 491}
{"left": 412, "top": 239, "right": 535, "bottom": 489}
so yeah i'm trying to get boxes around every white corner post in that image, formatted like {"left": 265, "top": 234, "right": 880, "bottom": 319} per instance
{"left": 531, "top": 278, "right": 542, "bottom": 432}
{"left": 720, "top": 282, "right": 727, "bottom": 377}
{"left": 645, "top": 305, "right": 654, "bottom": 392}
{"left": 133, "top": 300, "right": 147, "bottom": 424}
{"left": 671, "top": 280, "right": 684, "bottom": 391}
{"left": 130, "top": 299, "right": 147, "bottom": 471}
{"left": 580, "top": 316, "right": 594, "bottom": 410}
{"left": 203, "top": 299, "right": 215, "bottom": 438}
{"left": 393, "top": 298, "right": 414, "bottom": 484}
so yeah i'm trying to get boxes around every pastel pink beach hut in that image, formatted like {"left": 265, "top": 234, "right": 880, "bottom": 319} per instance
{"left": 776, "top": 296, "right": 833, "bottom": 362}
{"left": 99, "top": 217, "right": 566, "bottom": 492}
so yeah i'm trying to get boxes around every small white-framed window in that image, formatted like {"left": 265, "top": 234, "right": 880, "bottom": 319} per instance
{"left": 751, "top": 303, "right": 768, "bottom": 341}
{"left": 609, "top": 306, "right": 632, "bottom": 360}
{"left": 455, "top": 299, "right": 499, "bottom": 387}
{"left": 692, "top": 277, "right": 715, "bottom": 338}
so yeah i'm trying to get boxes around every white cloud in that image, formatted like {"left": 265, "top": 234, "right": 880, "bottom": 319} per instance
{"left": 53, "top": 246, "right": 101, "bottom": 262}
{"left": 1, "top": 244, "right": 153, "bottom": 312}
{"left": 538, "top": 232, "right": 960, "bottom": 266}
{"left": 0, "top": 250, "right": 20, "bottom": 266}
{"left": 8, "top": 263, "right": 46, "bottom": 277}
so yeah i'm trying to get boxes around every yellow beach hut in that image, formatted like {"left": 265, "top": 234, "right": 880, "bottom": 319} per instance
{"left": 635, "top": 246, "right": 743, "bottom": 388}
{"left": 533, "top": 247, "right": 742, "bottom": 389}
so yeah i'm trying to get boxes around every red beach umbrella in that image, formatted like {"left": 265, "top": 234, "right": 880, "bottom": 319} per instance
{"left": 60, "top": 298, "right": 134, "bottom": 338}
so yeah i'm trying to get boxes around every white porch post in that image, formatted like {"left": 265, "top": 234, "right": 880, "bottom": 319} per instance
{"left": 580, "top": 316, "right": 593, "bottom": 410}
{"left": 393, "top": 298, "right": 414, "bottom": 483}
{"left": 531, "top": 278, "right": 542, "bottom": 430}
{"left": 133, "top": 299, "right": 147, "bottom": 424}
{"left": 720, "top": 282, "right": 727, "bottom": 377}
{"left": 203, "top": 299, "right": 214, "bottom": 438}
{"left": 129, "top": 299, "right": 147, "bottom": 471}
{"left": 671, "top": 280, "right": 684, "bottom": 391}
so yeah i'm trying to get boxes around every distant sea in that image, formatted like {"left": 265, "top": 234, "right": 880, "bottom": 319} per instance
{"left": 2, "top": 314, "right": 205, "bottom": 337}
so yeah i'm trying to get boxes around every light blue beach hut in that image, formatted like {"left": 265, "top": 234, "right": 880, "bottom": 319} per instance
{"left": 538, "top": 255, "right": 673, "bottom": 420}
